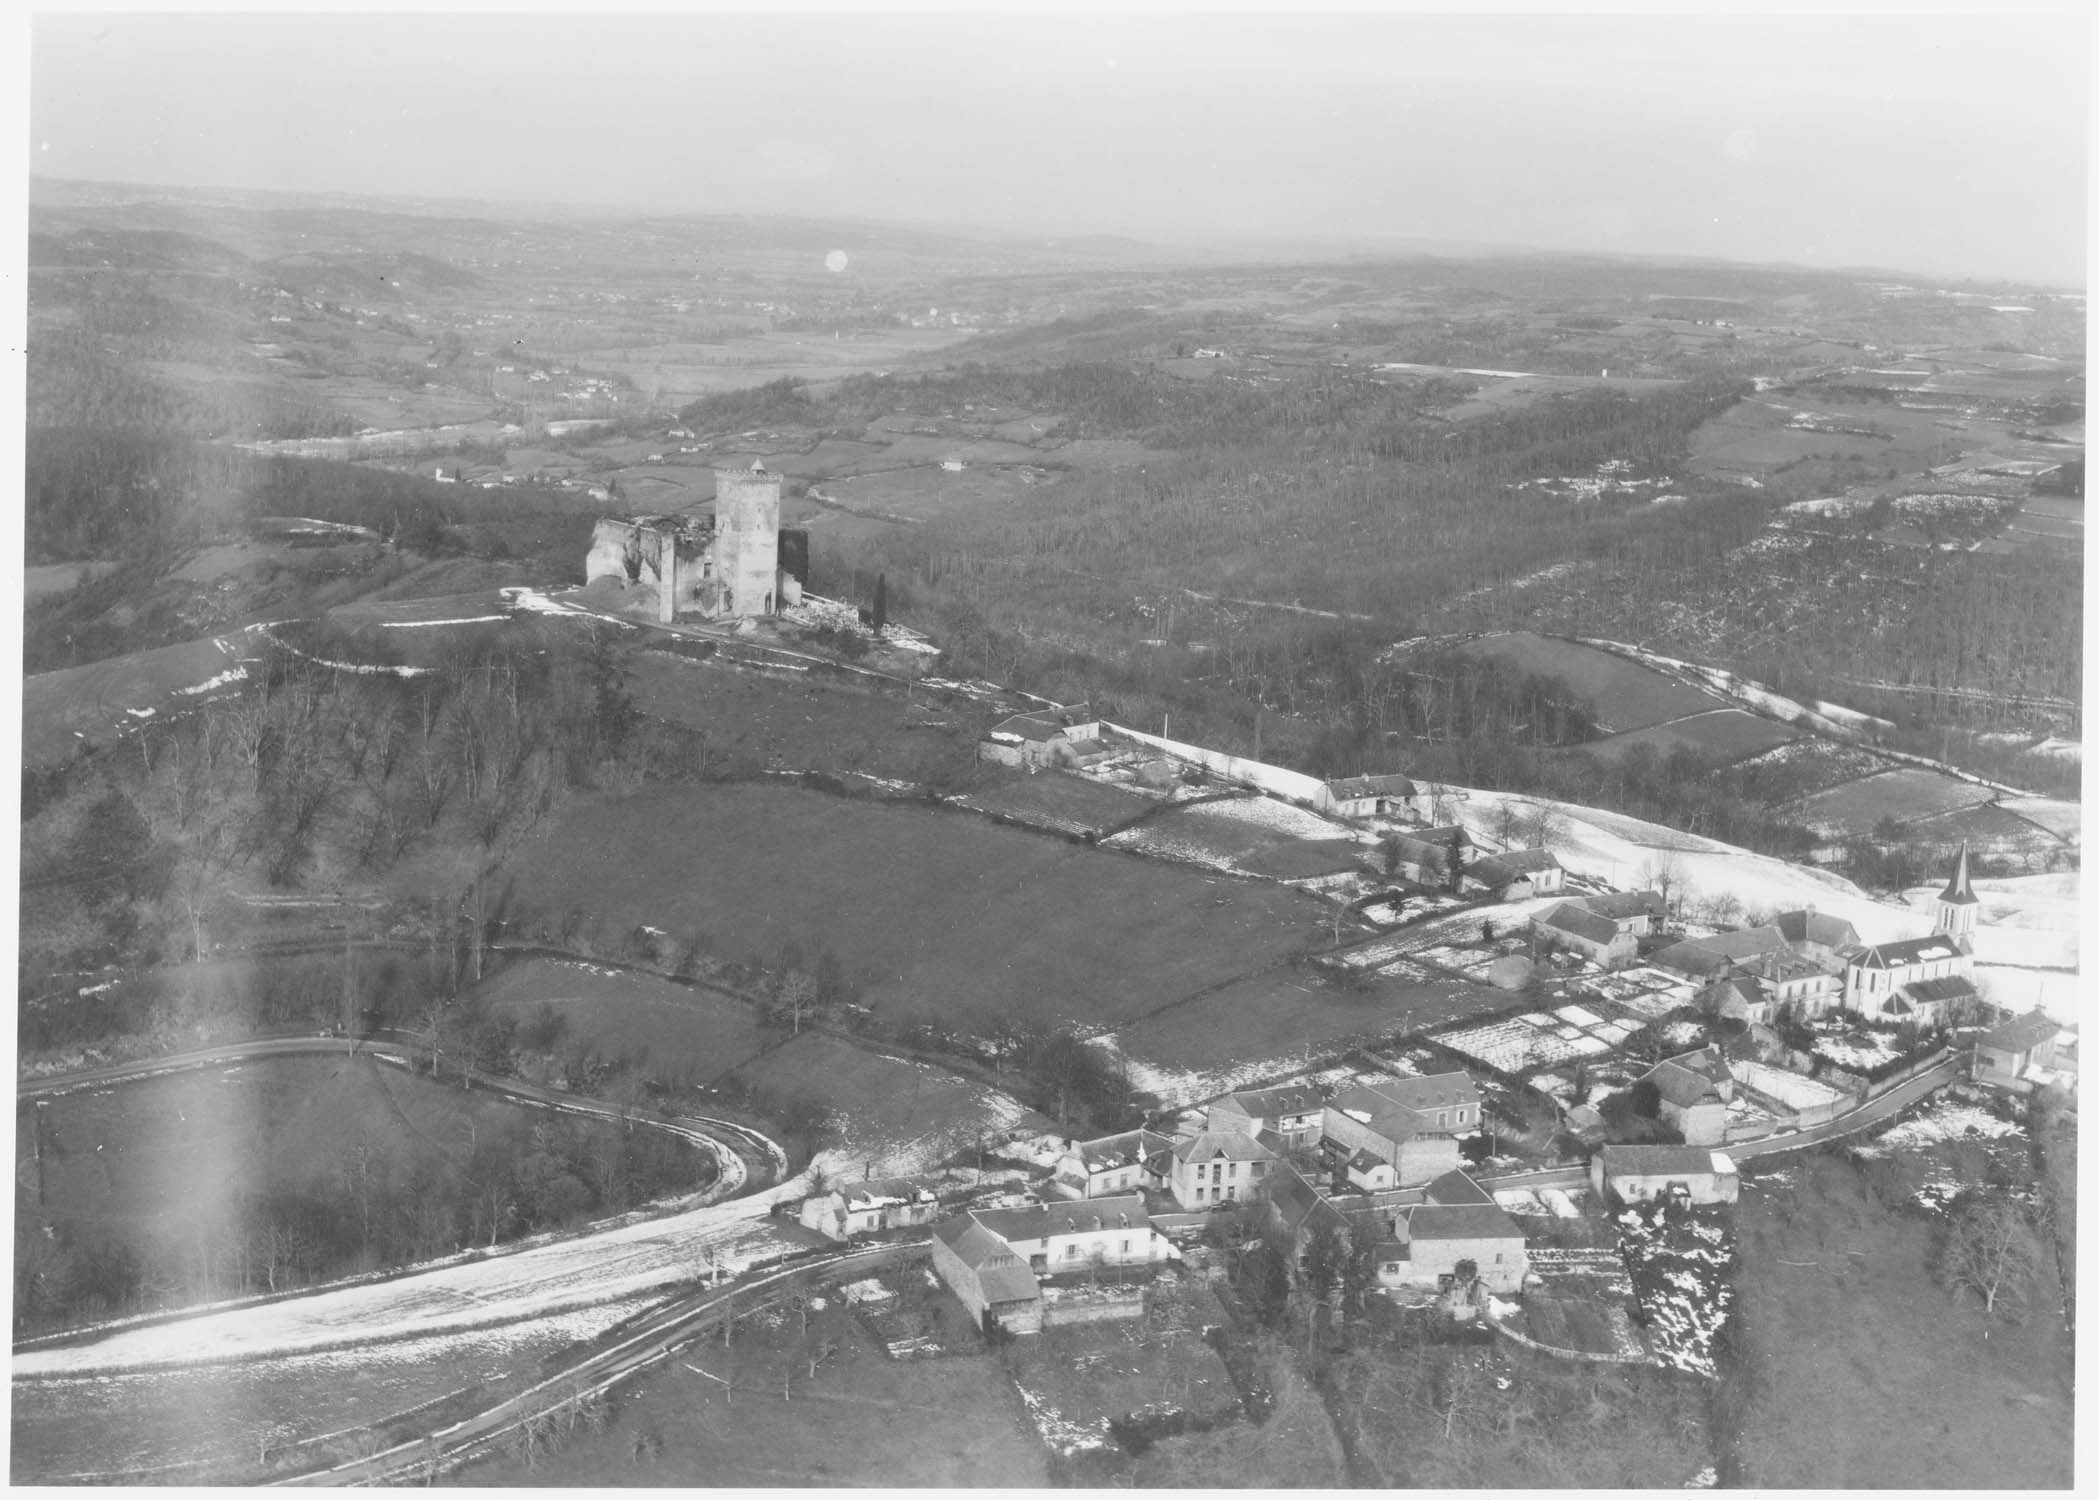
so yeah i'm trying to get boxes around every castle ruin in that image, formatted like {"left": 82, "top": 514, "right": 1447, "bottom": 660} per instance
{"left": 583, "top": 459, "right": 809, "bottom": 622}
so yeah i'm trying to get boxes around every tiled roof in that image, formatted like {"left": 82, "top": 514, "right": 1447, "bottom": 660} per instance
{"left": 976, "top": 1261, "right": 1041, "bottom": 1307}
{"left": 1538, "top": 904, "right": 1623, "bottom": 945}
{"left": 1077, "top": 1129, "right": 1171, "bottom": 1172}
{"left": 1902, "top": 975, "right": 1979, "bottom": 1005}
{"left": 1404, "top": 1202, "right": 1525, "bottom": 1241}
{"left": 1980, "top": 1009, "right": 2063, "bottom": 1053}
{"left": 1327, "top": 773, "right": 1418, "bottom": 800}
{"left": 1172, "top": 1130, "right": 1277, "bottom": 1164}
{"left": 1421, "top": 1168, "right": 1494, "bottom": 1206}
{"left": 1582, "top": 890, "right": 1666, "bottom": 921}
{"left": 1224, "top": 1084, "right": 1325, "bottom": 1121}
{"left": 1774, "top": 909, "right": 1861, "bottom": 949}
{"left": 970, "top": 1193, "right": 1153, "bottom": 1244}
{"left": 1853, "top": 936, "right": 1965, "bottom": 968}
{"left": 1597, "top": 1144, "right": 1732, "bottom": 1178}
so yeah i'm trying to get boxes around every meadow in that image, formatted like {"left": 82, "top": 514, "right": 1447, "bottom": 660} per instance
{"left": 494, "top": 783, "right": 1327, "bottom": 1035}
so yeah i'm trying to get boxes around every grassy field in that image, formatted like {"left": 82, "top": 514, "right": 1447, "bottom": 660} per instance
{"left": 471, "top": 958, "right": 773, "bottom": 1085}
{"left": 22, "top": 632, "right": 251, "bottom": 767}
{"left": 1452, "top": 632, "right": 1720, "bottom": 733}
{"left": 16, "top": 1054, "right": 692, "bottom": 1319}
{"left": 495, "top": 783, "right": 1325, "bottom": 1034}
{"left": 1785, "top": 765, "right": 2001, "bottom": 837}
{"left": 1725, "top": 1150, "right": 2072, "bottom": 1487}
{"left": 622, "top": 650, "right": 981, "bottom": 785}
{"left": 1731, "top": 738, "right": 1898, "bottom": 802}
{"left": 950, "top": 768, "right": 1159, "bottom": 837}
{"left": 723, "top": 1033, "right": 1035, "bottom": 1175}
{"left": 459, "top": 1302, "right": 1048, "bottom": 1487}
{"left": 1111, "top": 967, "right": 1498, "bottom": 1089}
{"left": 1583, "top": 708, "right": 1800, "bottom": 765}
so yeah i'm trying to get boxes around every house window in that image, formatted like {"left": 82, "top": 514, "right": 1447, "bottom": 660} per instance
{"left": 1195, "top": 1186, "right": 1205, "bottom": 1203}
{"left": 1437, "top": 1111, "right": 1448, "bottom": 1129}
{"left": 1066, "top": 1244, "right": 1078, "bottom": 1259}
{"left": 1121, "top": 1239, "right": 1130, "bottom": 1254}
{"left": 1227, "top": 1185, "right": 1237, "bottom": 1200}
{"left": 1228, "top": 1161, "right": 1238, "bottom": 1177}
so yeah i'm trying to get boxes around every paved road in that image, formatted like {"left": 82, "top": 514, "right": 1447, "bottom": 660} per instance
{"left": 1727, "top": 1054, "right": 1962, "bottom": 1160}
{"left": 276, "top": 1242, "right": 924, "bottom": 1486}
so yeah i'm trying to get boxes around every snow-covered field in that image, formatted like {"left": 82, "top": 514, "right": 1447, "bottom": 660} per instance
{"left": 1445, "top": 783, "right": 1917, "bottom": 944}
{"left": 12, "top": 1156, "right": 844, "bottom": 1378}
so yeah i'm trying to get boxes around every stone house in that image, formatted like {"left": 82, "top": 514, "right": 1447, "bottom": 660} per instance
{"left": 930, "top": 1195, "right": 1171, "bottom": 1335}
{"left": 1206, "top": 1085, "right": 1325, "bottom": 1152}
{"left": 1652, "top": 924, "right": 1791, "bottom": 980}
{"left": 1531, "top": 902, "right": 1639, "bottom": 969}
{"left": 977, "top": 708, "right": 1110, "bottom": 770}
{"left": 1972, "top": 1010, "right": 2071, "bottom": 1094}
{"left": 1377, "top": 1199, "right": 1531, "bottom": 1296}
{"left": 1641, "top": 1046, "right": 1735, "bottom": 1146}
{"left": 796, "top": 1177, "right": 942, "bottom": 1242}
{"left": 1164, "top": 1130, "right": 1277, "bottom": 1210}
{"left": 1322, "top": 773, "right": 1427, "bottom": 821}
{"left": 1579, "top": 889, "right": 1667, "bottom": 936}
{"left": 1590, "top": 1144, "right": 1740, "bottom": 1206}
{"left": 1321, "top": 1073, "right": 1480, "bottom": 1188}
{"left": 1050, "top": 1128, "right": 1171, "bottom": 1201}
{"left": 1382, "top": 826, "right": 1474, "bottom": 888}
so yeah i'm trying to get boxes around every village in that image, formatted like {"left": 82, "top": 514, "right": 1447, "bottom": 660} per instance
{"left": 752, "top": 699, "right": 2075, "bottom": 1461}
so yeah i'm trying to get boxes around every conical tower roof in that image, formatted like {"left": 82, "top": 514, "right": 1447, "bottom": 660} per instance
{"left": 1937, "top": 841, "right": 1979, "bottom": 905}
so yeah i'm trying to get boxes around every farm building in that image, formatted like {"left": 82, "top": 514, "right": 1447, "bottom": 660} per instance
{"left": 1164, "top": 1130, "right": 1277, "bottom": 1209}
{"left": 977, "top": 707, "right": 1110, "bottom": 769}
{"left": 1381, "top": 825, "right": 1474, "bottom": 888}
{"left": 1579, "top": 890, "right": 1667, "bottom": 935}
{"left": 1321, "top": 1074, "right": 1481, "bottom": 1187}
{"left": 582, "top": 460, "right": 808, "bottom": 621}
{"left": 1380, "top": 1197, "right": 1531, "bottom": 1296}
{"left": 1652, "top": 924, "right": 1791, "bottom": 979}
{"left": 796, "top": 1177, "right": 942, "bottom": 1242}
{"left": 1050, "top": 1128, "right": 1171, "bottom": 1200}
{"left": 1772, "top": 908, "right": 1861, "bottom": 965}
{"left": 1590, "top": 1144, "right": 1740, "bottom": 1206}
{"left": 930, "top": 1195, "right": 1173, "bottom": 1335}
{"left": 1640, "top": 1046, "right": 1735, "bottom": 1146}
{"left": 1206, "top": 1084, "right": 1326, "bottom": 1151}
{"left": 1531, "top": 903, "right": 1639, "bottom": 969}
{"left": 1322, "top": 772, "right": 1429, "bottom": 821}
{"left": 1463, "top": 847, "right": 1567, "bottom": 899}
{"left": 1972, "top": 1010, "right": 2075, "bottom": 1094}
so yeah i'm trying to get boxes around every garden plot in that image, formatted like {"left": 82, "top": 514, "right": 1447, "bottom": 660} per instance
{"left": 1615, "top": 1202, "right": 1735, "bottom": 1379}
{"left": 1730, "top": 1060, "right": 1849, "bottom": 1112}
{"left": 1869, "top": 1097, "right": 2024, "bottom": 1152}
{"left": 1435, "top": 1011, "right": 1616, "bottom": 1074}
{"left": 1809, "top": 1028, "right": 1905, "bottom": 1074}
{"left": 1579, "top": 968, "right": 1699, "bottom": 1017}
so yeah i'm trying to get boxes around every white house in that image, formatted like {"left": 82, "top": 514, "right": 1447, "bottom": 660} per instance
{"left": 1165, "top": 1131, "right": 1277, "bottom": 1210}
{"left": 1590, "top": 1144, "right": 1740, "bottom": 1206}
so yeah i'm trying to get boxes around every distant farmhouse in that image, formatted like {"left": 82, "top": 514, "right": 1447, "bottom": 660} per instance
{"left": 584, "top": 459, "right": 809, "bottom": 622}
{"left": 977, "top": 706, "right": 1112, "bottom": 770}
{"left": 1322, "top": 773, "right": 1432, "bottom": 821}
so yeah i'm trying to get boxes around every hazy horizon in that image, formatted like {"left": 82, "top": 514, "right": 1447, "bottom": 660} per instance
{"left": 29, "top": 11, "right": 2092, "bottom": 286}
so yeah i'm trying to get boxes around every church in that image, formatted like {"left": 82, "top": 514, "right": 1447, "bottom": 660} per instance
{"left": 1839, "top": 845, "right": 1982, "bottom": 1026}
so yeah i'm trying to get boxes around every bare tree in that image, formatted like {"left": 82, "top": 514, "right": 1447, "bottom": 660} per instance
{"left": 1939, "top": 1194, "right": 2042, "bottom": 1318}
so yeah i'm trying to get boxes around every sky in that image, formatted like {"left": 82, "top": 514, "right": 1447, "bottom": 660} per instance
{"left": 25, "top": 8, "right": 2093, "bottom": 285}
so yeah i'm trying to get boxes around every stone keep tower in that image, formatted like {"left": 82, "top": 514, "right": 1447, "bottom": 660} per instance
{"left": 714, "top": 459, "right": 783, "bottom": 617}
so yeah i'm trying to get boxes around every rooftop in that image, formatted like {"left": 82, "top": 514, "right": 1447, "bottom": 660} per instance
{"left": 1597, "top": 1144, "right": 1734, "bottom": 1178}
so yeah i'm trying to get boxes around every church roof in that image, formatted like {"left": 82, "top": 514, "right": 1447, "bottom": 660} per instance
{"left": 1938, "top": 843, "right": 1980, "bottom": 906}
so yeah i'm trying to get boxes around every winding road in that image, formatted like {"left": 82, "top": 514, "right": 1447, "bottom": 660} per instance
{"left": 13, "top": 1037, "right": 798, "bottom": 1382}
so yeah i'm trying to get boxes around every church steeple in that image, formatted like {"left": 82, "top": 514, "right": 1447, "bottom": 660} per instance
{"left": 1934, "top": 841, "right": 1979, "bottom": 951}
